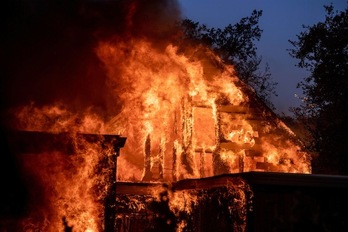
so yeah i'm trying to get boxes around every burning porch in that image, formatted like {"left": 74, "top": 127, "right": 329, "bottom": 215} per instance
{"left": 115, "top": 172, "right": 348, "bottom": 232}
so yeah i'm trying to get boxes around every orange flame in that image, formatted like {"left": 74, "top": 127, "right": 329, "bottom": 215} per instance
{"left": 12, "top": 24, "right": 310, "bottom": 232}
{"left": 96, "top": 38, "right": 310, "bottom": 180}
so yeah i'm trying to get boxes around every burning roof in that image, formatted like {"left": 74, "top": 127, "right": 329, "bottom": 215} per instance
{"left": 96, "top": 40, "right": 311, "bottom": 182}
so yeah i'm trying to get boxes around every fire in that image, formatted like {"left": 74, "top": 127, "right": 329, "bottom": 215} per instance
{"left": 11, "top": 35, "right": 311, "bottom": 230}
{"left": 18, "top": 135, "right": 112, "bottom": 231}
{"left": 7, "top": 1, "right": 311, "bottom": 230}
{"left": 97, "top": 38, "right": 310, "bottom": 180}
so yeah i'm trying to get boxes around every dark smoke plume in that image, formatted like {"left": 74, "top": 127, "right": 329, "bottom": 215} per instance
{"left": 2, "top": 0, "right": 181, "bottom": 126}
{"left": 1, "top": 0, "right": 181, "bottom": 223}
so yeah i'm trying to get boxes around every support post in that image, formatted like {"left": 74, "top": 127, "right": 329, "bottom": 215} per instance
{"left": 104, "top": 152, "right": 117, "bottom": 232}
{"left": 104, "top": 137, "right": 126, "bottom": 232}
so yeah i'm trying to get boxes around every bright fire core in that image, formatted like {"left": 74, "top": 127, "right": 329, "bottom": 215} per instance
{"left": 98, "top": 39, "right": 311, "bottom": 181}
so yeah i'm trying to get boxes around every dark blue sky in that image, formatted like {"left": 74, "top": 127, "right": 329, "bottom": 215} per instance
{"left": 178, "top": 0, "right": 347, "bottom": 115}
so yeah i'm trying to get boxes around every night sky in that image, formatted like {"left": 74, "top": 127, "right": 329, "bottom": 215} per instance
{"left": 178, "top": 0, "right": 347, "bottom": 115}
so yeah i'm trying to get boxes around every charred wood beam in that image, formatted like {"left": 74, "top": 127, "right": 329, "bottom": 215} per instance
{"left": 142, "top": 134, "right": 152, "bottom": 181}
{"left": 220, "top": 141, "right": 261, "bottom": 151}
{"left": 172, "top": 172, "right": 348, "bottom": 190}
{"left": 194, "top": 148, "right": 214, "bottom": 153}
{"left": 116, "top": 182, "right": 167, "bottom": 195}
{"left": 104, "top": 150, "right": 117, "bottom": 232}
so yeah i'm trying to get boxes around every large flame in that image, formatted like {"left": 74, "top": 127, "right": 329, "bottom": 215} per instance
{"left": 7, "top": 1, "right": 311, "bottom": 230}
{"left": 96, "top": 38, "right": 310, "bottom": 181}
{"left": 97, "top": 39, "right": 251, "bottom": 180}
{"left": 12, "top": 36, "right": 310, "bottom": 230}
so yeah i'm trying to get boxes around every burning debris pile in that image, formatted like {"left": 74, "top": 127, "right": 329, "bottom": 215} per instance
{"left": 2, "top": 0, "right": 311, "bottom": 231}
{"left": 115, "top": 177, "right": 253, "bottom": 232}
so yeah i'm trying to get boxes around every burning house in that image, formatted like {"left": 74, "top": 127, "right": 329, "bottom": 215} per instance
{"left": 3, "top": 0, "right": 347, "bottom": 232}
{"left": 100, "top": 42, "right": 311, "bottom": 183}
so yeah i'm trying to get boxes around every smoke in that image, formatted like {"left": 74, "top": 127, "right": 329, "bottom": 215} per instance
{"left": 1, "top": 0, "right": 182, "bottom": 224}
{"left": 2, "top": 0, "right": 181, "bottom": 127}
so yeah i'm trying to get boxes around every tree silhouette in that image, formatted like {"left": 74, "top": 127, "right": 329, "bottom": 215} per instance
{"left": 289, "top": 4, "right": 348, "bottom": 174}
{"left": 180, "top": 10, "right": 278, "bottom": 109}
